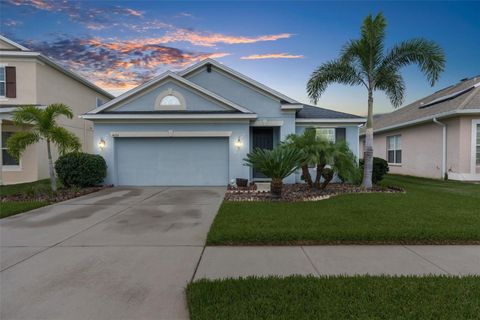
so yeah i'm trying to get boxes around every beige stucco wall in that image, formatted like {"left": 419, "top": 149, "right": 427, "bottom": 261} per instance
{"left": 0, "top": 41, "right": 18, "bottom": 50}
{"left": 360, "top": 115, "right": 480, "bottom": 180}
{"left": 1, "top": 57, "right": 111, "bottom": 184}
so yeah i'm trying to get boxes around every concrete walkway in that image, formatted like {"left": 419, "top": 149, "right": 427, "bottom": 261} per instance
{"left": 194, "top": 245, "right": 480, "bottom": 280}
{"left": 1, "top": 187, "right": 225, "bottom": 320}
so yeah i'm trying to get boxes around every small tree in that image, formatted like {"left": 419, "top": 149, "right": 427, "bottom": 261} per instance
{"left": 7, "top": 104, "right": 81, "bottom": 192}
{"left": 244, "top": 146, "right": 302, "bottom": 197}
{"left": 321, "top": 141, "right": 360, "bottom": 189}
{"left": 285, "top": 130, "right": 319, "bottom": 187}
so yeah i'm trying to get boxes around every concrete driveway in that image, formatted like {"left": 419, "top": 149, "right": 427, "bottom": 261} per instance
{"left": 0, "top": 186, "right": 225, "bottom": 320}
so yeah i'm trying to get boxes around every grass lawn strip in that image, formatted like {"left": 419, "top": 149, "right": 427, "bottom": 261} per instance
{"left": 1, "top": 201, "right": 50, "bottom": 219}
{"left": 207, "top": 175, "right": 480, "bottom": 245}
{"left": 187, "top": 275, "right": 480, "bottom": 320}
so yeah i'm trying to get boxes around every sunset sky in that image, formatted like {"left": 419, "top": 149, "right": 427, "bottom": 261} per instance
{"left": 1, "top": 0, "right": 479, "bottom": 115}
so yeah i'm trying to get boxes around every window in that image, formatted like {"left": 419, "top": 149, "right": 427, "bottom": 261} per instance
{"left": 387, "top": 135, "right": 402, "bottom": 164}
{"left": 315, "top": 128, "right": 335, "bottom": 142}
{"left": 476, "top": 124, "right": 480, "bottom": 166}
{"left": 155, "top": 89, "right": 185, "bottom": 110}
{"left": 160, "top": 95, "right": 181, "bottom": 106}
{"left": 1, "top": 132, "right": 20, "bottom": 166}
{"left": 0, "top": 67, "right": 5, "bottom": 97}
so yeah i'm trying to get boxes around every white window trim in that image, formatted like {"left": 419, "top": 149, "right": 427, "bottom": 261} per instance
{"left": 387, "top": 135, "right": 402, "bottom": 165}
{"left": 154, "top": 88, "right": 186, "bottom": 111}
{"left": 0, "top": 64, "right": 6, "bottom": 99}
{"left": 472, "top": 119, "right": 480, "bottom": 174}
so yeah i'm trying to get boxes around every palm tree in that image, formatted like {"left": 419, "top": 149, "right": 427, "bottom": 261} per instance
{"left": 244, "top": 146, "right": 302, "bottom": 197}
{"left": 306, "top": 13, "right": 445, "bottom": 189}
{"left": 6, "top": 104, "right": 81, "bottom": 192}
{"left": 285, "top": 129, "right": 319, "bottom": 187}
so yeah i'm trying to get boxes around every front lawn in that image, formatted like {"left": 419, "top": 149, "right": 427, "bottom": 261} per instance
{"left": 187, "top": 275, "right": 480, "bottom": 320}
{"left": 207, "top": 175, "right": 480, "bottom": 245}
{"left": 1, "top": 201, "right": 50, "bottom": 219}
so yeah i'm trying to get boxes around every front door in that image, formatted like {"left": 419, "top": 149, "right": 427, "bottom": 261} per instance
{"left": 252, "top": 127, "right": 274, "bottom": 179}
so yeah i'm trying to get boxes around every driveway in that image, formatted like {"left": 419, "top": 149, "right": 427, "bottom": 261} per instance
{"left": 0, "top": 186, "right": 225, "bottom": 320}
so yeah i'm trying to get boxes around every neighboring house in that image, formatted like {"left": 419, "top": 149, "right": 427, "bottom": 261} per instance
{"left": 360, "top": 76, "right": 480, "bottom": 181}
{"left": 0, "top": 35, "right": 113, "bottom": 185}
{"left": 83, "top": 59, "right": 365, "bottom": 186}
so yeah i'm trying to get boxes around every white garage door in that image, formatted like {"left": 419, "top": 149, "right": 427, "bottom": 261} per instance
{"left": 116, "top": 137, "right": 229, "bottom": 186}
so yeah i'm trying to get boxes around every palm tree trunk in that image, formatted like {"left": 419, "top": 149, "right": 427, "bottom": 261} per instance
{"left": 270, "top": 178, "right": 283, "bottom": 198}
{"left": 46, "top": 139, "right": 57, "bottom": 192}
{"left": 362, "top": 89, "right": 374, "bottom": 190}
{"left": 301, "top": 165, "right": 313, "bottom": 187}
{"left": 314, "top": 163, "right": 325, "bottom": 189}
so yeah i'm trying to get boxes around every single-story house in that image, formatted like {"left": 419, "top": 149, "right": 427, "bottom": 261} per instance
{"left": 360, "top": 75, "right": 480, "bottom": 181}
{"left": 83, "top": 59, "right": 365, "bottom": 186}
{"left": 0, "top": 35, "right": 113, "bottom": 185}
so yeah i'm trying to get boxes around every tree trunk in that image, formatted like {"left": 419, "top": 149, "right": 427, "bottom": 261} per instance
{"left": 301, "top": 165, "right": 313, "bottom": 187}
{"left": 362, "top": 89, "right": 374, "bottom": 190}
{"left": 314, "top": 163, "right": 325, "bottom": 189}
{"left": 47, "top": 140, "right": 57, "bottom": 192}
{"left": 270, "top": 178, "right": 283, "bottom": 198}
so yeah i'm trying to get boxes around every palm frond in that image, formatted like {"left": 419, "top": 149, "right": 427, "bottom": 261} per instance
{"left": 307, "top": 60, "right": 365, "bottom": 103}
{"left": 44, "top": 103, "right": 74, "bottom": 124}
{"left": 49, "top": 126, "right": 81, "bottom": 155}
{"left": 5, "top": 131, "right": 40, "bottom": 159}
{"left": 378, "top": 38, "right": 445, "bottom": 86}
{"left": 244, "top": 147, "right": 302, "bottom": 180}
{"left": 11, "top": 105, "right": 44, "bottom": 127}
{"left": 375, "top": 70, "right": 406, "bottom": 108}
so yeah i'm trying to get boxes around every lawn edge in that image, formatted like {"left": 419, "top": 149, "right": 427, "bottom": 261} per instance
{"left": 206, "top": 240, "right": 480, "bottom": 246}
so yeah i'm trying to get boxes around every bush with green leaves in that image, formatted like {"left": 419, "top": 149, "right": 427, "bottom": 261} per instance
{"left": 359, "top": 157, "right": 389, "bottom": 184}
{"left": 55, "top": 152, "right": 107, "bottom": 188}
{"left": 244, "top": 146, "right": 302, "bottom": 197}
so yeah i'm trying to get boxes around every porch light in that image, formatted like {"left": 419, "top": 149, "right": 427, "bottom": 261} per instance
{"left": 98, "top": 138, "right": 106, "bottom": 150}
{"left": 234, "top": 137, "right": 243, "bottom": 149}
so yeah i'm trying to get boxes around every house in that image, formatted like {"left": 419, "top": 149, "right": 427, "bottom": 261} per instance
{"left": 83, "top": 59, "right": 365, "bottom": 186}
{"left": 360, "top": 76, "right": 480, "bottom": 181}
{"left": 0, "top": 35, "right": 114, "bottom": 185}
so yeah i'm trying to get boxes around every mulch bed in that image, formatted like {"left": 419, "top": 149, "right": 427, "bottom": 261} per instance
{"left": 225, "top": 183, "right": 404, "bottom": 202}
{"left": 1, "top": 185, "right": 111, "bottom": 203}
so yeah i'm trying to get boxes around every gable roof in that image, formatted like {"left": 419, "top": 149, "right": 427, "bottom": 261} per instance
{"left": 0, "top": 35, "right": 30, "bottom": 51}
{"left": 364, "top": 76, "right": 480, "bottom": 134}
{"left": 179, "top": 58, "right": 299, "bottom": 104}
{"left": 0, "top": 35, "right": 114, "bottom": 99}
{"left": 296, "top": 104, "right": 365, "bottom": 121}
{"left": 85, "top": 71, "right": 254, "bottom": 115}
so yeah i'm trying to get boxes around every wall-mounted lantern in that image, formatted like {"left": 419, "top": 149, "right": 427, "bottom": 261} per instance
{"left": 98, "top": 138, "right": 106, "bottom": 150}
{"left": 234, "top": 137, "right": 243, "bottom": 150}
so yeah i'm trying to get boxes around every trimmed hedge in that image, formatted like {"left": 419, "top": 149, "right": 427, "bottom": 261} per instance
{"left": 55, "top": 152, "right": 107, "bottom": 187}
{"left": 359, "top": 157, "right": 389, "bottom": 184}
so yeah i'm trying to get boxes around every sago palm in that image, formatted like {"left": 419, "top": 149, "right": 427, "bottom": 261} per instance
{"left": 306, "top": 13, "right": 445, "bottom": 189}
{"left": 285, "top": 129, "right": 320, "bottom": 187}
{"left": 244, "top": 146, "right": 302, "bottom": 197}
{"left": 7, "top": 104, "right": 81, "bottom": 192}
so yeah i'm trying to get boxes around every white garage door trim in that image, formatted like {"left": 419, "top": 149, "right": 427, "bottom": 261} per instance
{"left": 111, "top": 130, "right": 232, "bottom": 138}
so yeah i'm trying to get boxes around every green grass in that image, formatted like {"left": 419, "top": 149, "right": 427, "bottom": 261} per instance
{"left": 1, "top": 201, "right": 49, "bottom": 219}
{"left": 187, "top": 275, "right": 480, "bottom": 320}
{"left": 0, "top": 179, "right": 52, "bottom": 197}
{"left": 207, "top": 175, "right": 480, "bottom": 245}
{"left": 1, "top": 179, "right": 54, "bottom": 218}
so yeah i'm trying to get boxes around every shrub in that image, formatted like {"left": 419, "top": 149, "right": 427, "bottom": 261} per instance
{"left": 55, "top": 152, "right": 107, "bottom": 187}
{"left": 359, "top": 157, "right": 389, "bottom": 184}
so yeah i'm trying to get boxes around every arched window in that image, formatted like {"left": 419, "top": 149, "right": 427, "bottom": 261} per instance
{"left": 155, "top": 89, "right": 186, "bottom": 110}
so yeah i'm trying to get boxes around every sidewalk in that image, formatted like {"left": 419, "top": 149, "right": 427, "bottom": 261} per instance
{"left": 194, "top": 245, "right": 480, "bottom": 280}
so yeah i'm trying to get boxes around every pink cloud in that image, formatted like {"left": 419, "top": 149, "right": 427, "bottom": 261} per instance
{"left": 240, "top": 53, "right": 304, "bottom": 60}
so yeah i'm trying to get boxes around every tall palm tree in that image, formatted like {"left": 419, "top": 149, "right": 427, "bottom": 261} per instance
{"left": 306, "top": 13, "right": 445, "bottom": 189}
{"left": 6, "top": 104, "right": 81, "bottom": 192}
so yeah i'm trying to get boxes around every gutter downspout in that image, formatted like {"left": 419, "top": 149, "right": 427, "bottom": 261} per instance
{"left": 433, "top": 118, "right": 447, "bottom": 179}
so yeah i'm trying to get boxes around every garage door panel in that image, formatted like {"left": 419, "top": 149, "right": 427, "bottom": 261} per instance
{"left": 116, "top": 137, "right": 228, "bottom": 186}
